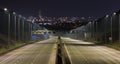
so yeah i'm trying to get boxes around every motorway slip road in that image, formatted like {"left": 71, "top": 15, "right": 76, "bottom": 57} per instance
{"left": 0, "top": 37, "right": 57, "bottom": 64}
{"left": 62, "top": 37, "right": 120, "bottom": 64}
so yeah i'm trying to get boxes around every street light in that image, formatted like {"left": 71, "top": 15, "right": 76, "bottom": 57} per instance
{"left": 4, "top": 8, "right": 11, "bottom": 45}
{"left": 106, "top": 15, "right": 109, "bottom": 18}
{"left": 110, "top": 12, "right": 116, "bottom": 43}
{"left": 13, "top": 12, "right": 16, "bottom": 15}
{"left": 95, "top": 21, "right": 98, "bottom": 41}
{"left": 18, "top": 15, "right": 22, "bottom": 42}
{"left": 4, "top": 8, "right": 8, "bottom": 11}
{"left": 22, "top": 17, "right": 25, "bottom": 42}
{"left": 92, "top": 21, "right": 95, "bottom": 41}
{"left": 118, "top": 12, "right": 120, "bottom": 43}
{"left": 89, "top": 22, "right": 92, "bottom": 41}
{"left": 13, "top": 12, "right": 17, "bottom": 42}
{"left": 29, "top": 22, "right": 33, "bottom": 41}
{"left": 113, "top": 12, "right": 116, "bottom": 15}
{"left": 105, "top": 15, "right": 109, "bottom": 43}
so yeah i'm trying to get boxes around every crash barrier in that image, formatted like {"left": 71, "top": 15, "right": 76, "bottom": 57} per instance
{"left": 56, "top": 37, "right": 71, "bottom": 64}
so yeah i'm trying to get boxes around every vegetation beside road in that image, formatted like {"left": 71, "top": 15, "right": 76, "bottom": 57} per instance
{"left": 94, "top": 40, "right": 120, "bottom": 51}
{"left": 104, "top": 41, "right": 120, "bottom": 51}
{"left": 0, "top": 42, "right": 28, "bottom": 55}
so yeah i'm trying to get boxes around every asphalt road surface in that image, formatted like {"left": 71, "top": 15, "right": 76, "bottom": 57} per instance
{"left": 62, "top": 37, "right": 120, "bottom": 64}
{"left": 0, "top": 37, "right": 57, "bottom": 64}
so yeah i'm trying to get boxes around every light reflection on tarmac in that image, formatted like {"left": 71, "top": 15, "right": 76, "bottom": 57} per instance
{"left": 63, "top": 37, "right": 120, "bottom": 64}
{"left": 0, "top": 37, "right": 57, "bottom": 64}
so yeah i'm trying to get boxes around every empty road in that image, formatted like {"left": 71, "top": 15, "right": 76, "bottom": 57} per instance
{"left": 0, "top": 37, "right": 57, "bottom": 64}
{"left": 63, "top": 37, "right": 120, "bottom": 64}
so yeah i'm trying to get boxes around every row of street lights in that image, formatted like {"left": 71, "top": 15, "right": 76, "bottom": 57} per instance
{"left": 84, "top": 12, "right": 119, "bottom": 43}
{"left": 1, "top": 8, "right": 33, "bottom": 44}
{"left": 70, "top": 10, "right": 120, "bottom": 44}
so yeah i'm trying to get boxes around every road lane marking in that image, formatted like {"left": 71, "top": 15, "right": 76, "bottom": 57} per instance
{"left": 0, "top": 44, "right": 34, "bottom": 64}
{"left": 48, "top": 44, "right": 57, "bottom": 64}
{"left": 64, "top": 43, "right": 73, "bottom": 64}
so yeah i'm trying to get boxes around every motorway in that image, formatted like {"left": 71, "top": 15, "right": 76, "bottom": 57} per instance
{"left": 62, "top": 37, "right": 120, "bottom": 64}
{"left": 0, "top": 37, "right": 57, "bottom": 64}
{"left": 1, "top": 37, "right": 120, "bottom": 64}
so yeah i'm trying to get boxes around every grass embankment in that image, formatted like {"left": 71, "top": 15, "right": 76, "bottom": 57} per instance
{"left": 0, "top": 33, "right": 36, "bottom": 55}
{"left": 0, "top": 42, "right": 27, "bottom": 55}
{"left": 95, "top": 41, "right": 120, "bottom": 51}
{"left": 0, "top": 40, "right": 36, "bottom": 55}
{"left": 104, "top": 42, "right": 120, "bottom": 51}
{"left": 0, "top": 39, "right": 42, "bottom": 55}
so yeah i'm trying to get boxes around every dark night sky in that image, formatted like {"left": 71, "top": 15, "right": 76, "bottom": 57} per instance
{"left": 0, "top": 0, "right": 120, "bottom": 18}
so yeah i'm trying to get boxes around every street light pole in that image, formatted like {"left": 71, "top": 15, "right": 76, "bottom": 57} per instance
{"left": 110, "top": 13, "right": 116, "bottom": 43}
{"left": 4, "top": 8, "right": 11, "bottom": 45}
{"left": 29, "top": 22, "right": 32, "bottom": 41}
{"left": 92, "top": 21, "right": 95, "bottom": 41}
{"left": 105, "top": 15, "right": 109, "bottom": 43}
{"left": 110, "top": 16, "right": 113, "bottom": 43}
{"left": 8, "top": 12, "right": 10, "bottom": 44}
{"left": 95, "top": 21, "right": 98, "bottom": 41}
{"left": 18, "top": 15, "right": 21, "bottom": 42}
{"left": 89, "top": 22, "right": 92, "bottom": 41}
{"left": 13, "top": 12, "right": 16, "bottom": 42}
{"left": 22, "top": 17, "right": 25, "bottom": 42}
{"left": 119, "top": 13, "right": 120, "bottom": 43}
{"left": 28, "top": 22, "right": 30, "bottom": 41}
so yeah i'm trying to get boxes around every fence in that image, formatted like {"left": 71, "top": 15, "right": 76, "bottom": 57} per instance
{"left": 0, "top": 8, "right": 33, "bottom": 47}
{"left": 65, "top": 10, "right": 120, "bottom": 44}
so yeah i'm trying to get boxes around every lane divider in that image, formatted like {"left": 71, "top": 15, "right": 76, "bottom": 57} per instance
{"left": 56, "top": 38, "right": 72, "bottom": 64}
